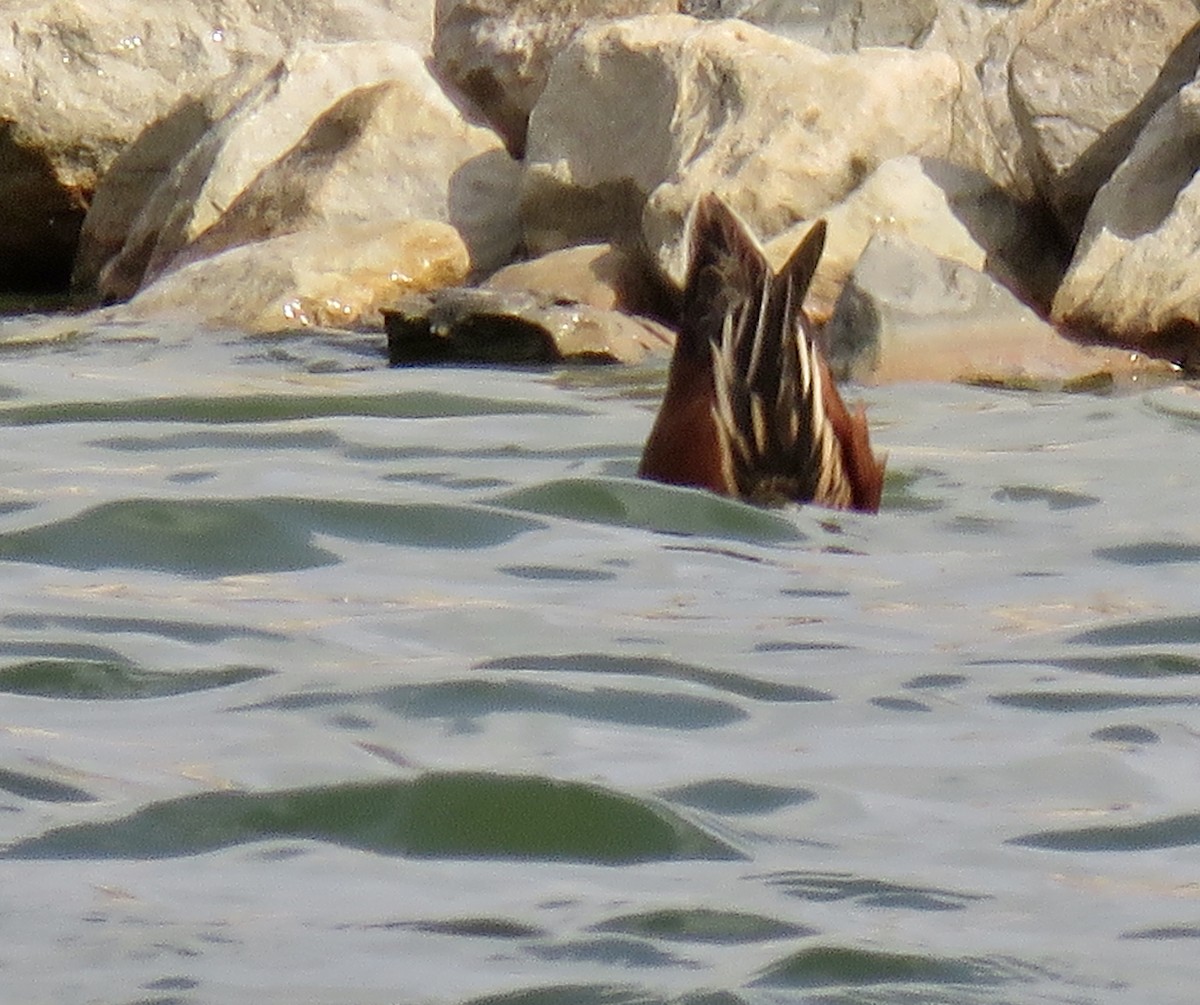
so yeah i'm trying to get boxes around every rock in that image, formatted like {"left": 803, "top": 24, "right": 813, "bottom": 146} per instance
{"left": 0, "top": 0, "right": 434, "bottom": 292}
{"left": 431, "top": 0, "right": 675, "bottom": 157}
{"left": 760, "top": 155, "right": 1066, "bottom": 318}
{"left": 88, "top": 41, "right": 520, "bottom": 303}
{"left": 1008, "top": 0, "right": 1200, "bottom": 237}
{"left": 742, "top": 0, "right": 939, "bottom": 51}
{"left": 120, "top": 219, "right": 470, "bottom": 333}
{"left": 1051, "top": 77, "right": 1200, "bottom": 373}
{"left": 71, "top": 64, "right": 267, "bottom": 297}
{"left": 385, "top": 287, "right": 674, "bottom": 364}
{"left": 483, "top": 243, "right": 669, "bottom": 317}
{"left": 522, "top": 16, "right": 966, "bottom": 283}
{"left": 826, "top": 234, "right": 1175, "bottom": 388}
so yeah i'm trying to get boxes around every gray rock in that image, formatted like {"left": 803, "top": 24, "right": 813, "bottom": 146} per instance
{"left": 431, "top": 0, "right": 675, "bottom": 157}
{"left": 1052, "top": 75, "right": 1200, "bottom": 372}
{"left": 825, "top": 233, "right": 1164, "bottom": 387}
{"left": 1008, "top": 0, "right": 1200, "bottom": 237}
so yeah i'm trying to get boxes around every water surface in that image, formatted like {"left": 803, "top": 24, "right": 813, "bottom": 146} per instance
{"left": 1, "top": 317, "right": 1198, "bottom": 1004}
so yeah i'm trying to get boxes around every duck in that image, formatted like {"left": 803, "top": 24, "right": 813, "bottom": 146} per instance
{"left": 638, "top": 194, "right": 885, "bottom": 513}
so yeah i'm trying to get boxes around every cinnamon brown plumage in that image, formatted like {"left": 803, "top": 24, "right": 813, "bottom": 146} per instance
{"left": 639, "top": 194, "right": 885, "bottom": 513}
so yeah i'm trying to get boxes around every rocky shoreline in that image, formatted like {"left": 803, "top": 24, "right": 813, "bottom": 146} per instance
{"left": 2, "top": 1, "right": 1197, "bottom": 385}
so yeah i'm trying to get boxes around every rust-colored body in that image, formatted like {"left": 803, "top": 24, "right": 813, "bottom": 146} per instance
{"left": 639, "top": 195, "right": 885, "bottom": 513}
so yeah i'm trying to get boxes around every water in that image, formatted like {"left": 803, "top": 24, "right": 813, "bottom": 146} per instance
{"left": 1, "top": 314, "right": 1199, "bottom": 1004}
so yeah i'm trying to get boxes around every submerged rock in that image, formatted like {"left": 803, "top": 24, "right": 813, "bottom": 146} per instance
{"left": 385, "top": 288, "right": 673, "bottom": 365}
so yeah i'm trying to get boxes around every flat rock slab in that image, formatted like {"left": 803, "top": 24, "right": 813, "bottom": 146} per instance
{"left": 385, "top": 288, "right": 674, "bottom": 365}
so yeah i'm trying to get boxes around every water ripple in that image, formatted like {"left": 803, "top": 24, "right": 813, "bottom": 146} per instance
{"left": 476, "top": 654, "right": 833, "bottom": 703}
{"left": 3, "top": 773, "right": 743, "bottom": 863}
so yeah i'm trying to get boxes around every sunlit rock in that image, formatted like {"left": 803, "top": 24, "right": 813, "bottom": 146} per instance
{"left": 123, "top": 220, "right": 470, "bottom": 333}
{"left": 826, "top": 234, "right": 1176, "bottom": 388}
{"left": 1051, "top": 78, "right": 1200, "bottom": 373}
{"left": 432, "top": 0, "right": 675, "bottom": 157}
{"left": 0, "top": 0, "right": 433, "bottom": 292}
{"left": 384, "top": 287, "right": 674, "bottom": 365}
{"left": 760, "top": 156, "right": 1065, "bottom": 318}
{"left": 1008, "top": 0, "right": 1200, "bottom": 236}
{"left": 88, "top": 40, "right": 518, "bottom": 303}
{"left": 483, "top": 243, "right": 670, "bottom": 317}
{"left": 521, "top": 16, "right": 968, "bottom": 283}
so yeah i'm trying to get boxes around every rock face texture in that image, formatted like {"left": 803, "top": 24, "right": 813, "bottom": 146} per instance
{"left": 79, "top": 41, "right": 519, "bottom": 303}
{"left": 1052, "top": 75, "right": 1200, "bottom": 370}
{"left": 1008, "top": 0, "right": 1200, "bottom": 236}
{"left": 0, "top": 0, "right": 434, "bottom": 290}
{"left": 522, "top": 16, "right": 968, "bottom": 282}
{"left": 123, "top": 219, "right": 470, "bottom": 333}
{"left": 431, "top": 0, "right": 675, "bottom": 157}
{"left": 826, "top": 234, "right": 1175, "bottom": 388}
{"left": 3, "top": 0, "right": 1197, "bottom": 373}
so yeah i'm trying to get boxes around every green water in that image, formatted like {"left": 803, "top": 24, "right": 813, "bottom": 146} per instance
{"left": 0, "top": 316, "right": 1198, "bottom": 1004}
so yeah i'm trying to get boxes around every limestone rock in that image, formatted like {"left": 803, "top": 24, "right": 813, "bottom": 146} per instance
{"left": 1051, "top": 78, "right": 1200, "bottom": 373}
{"left": 761, "top": 155, "right": 1065, "bottom": 318}
{"left": 89, "top": 42, "right": 520, "bottom": 303}
{"left": 432, "top": 0, "right": 675, "bottom": 157}
{"left": 0, "top": 0, "right": 434, "bottom": 291}
{"left": 522, "top": 16, "right": 966, "bottom": 283}
{"left": 826, "top": 234, "right": 1174, "bottom": 388}
{"left": 121, "top": 219, "right": 470, "bottom": 333}
{"left": 1008, "top": 0, "right": 1200, "bottom": 236}
{"left": 384, "top": 287, "right": 674, "bottom": 364}
{"left": 483, "top": 243, "right": 669, "bottom": 317}
{"left": 742, "top": 0, "right": 939, "bottom": 51}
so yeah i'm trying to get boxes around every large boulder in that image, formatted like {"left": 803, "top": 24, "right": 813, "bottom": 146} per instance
{"left": 760, "top": 155, "right": 1066, "bottom": 318}
{"left": 1051, "top": 76, "right": 1200, "bottom": 372}
{"left": 826, "top": 234, "right": 1175, "bottom": 388}
{"left": 1008, "top": 0, "right": 1200, "bottom": 237}
{"left": 522, "top": 15, "right": 971, "bottom": 282}
{"left": 431, "top": 0, "right": 675, "bottom": 157}
{"left": 0, "top": 0, "right": 434, "bottom": 292}
{"left": 85, "top": 41, "right": 520, "bottom": 303}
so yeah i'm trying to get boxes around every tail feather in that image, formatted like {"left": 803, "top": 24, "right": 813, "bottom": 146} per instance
{"left": 644, "top": 193, "right": 885, "bottom": 513}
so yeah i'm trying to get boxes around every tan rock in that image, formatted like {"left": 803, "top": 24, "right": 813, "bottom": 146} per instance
{"left": 1, "top": 0, "right": 434, "bottom": 290}
{"left": 432, "top": 0, "right": 675, "bottom": 156}
{"left": 482, "top": 243, "right": 668, "bottom": 316}
{"left": 1008, "top": 0, "right": 1200, "bottom": 236}
{"left": 761, "top": 155, "right": 1065, "bottom": 318}
{"left": 91, "top": 40, "right": 517, "bottom": 302}
{"left": 1052, "top": 78, "right": 1200, "bottom": 372}
{"left": 122, "top": 220, "right": 470, "bottom": 333}
{"left": 385, "top": 287, "right": 674, "bottom": 364}
{"left": 522, "top": 16, "right": 966, "bottom": 282}
{"left": 827, "top": 234, "right": 1176, "bottom": 389}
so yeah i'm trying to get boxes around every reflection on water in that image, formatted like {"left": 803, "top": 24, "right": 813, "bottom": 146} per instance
{"left": 0, "top": 324, "right": 1198, "bottom": 1004}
